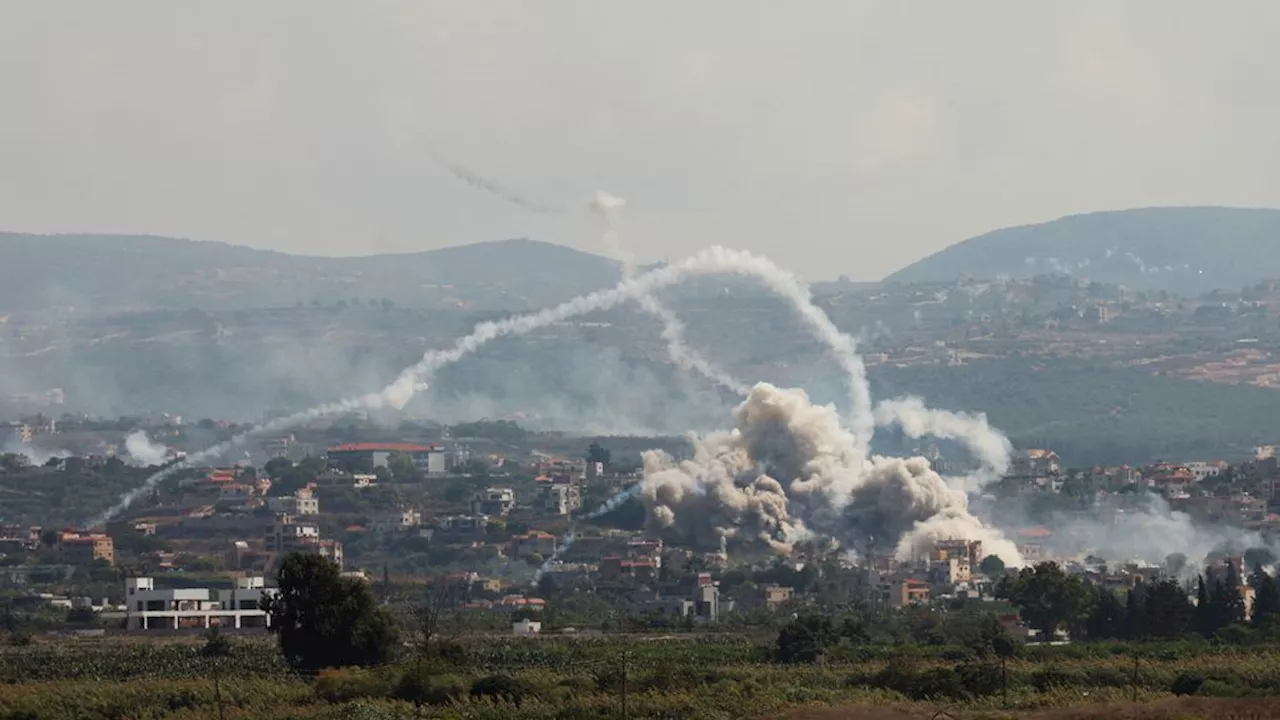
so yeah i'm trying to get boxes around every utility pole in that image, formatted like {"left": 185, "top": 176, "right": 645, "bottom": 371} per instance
{"left": 621, "top": 651, "right": 629, "bottom": 720}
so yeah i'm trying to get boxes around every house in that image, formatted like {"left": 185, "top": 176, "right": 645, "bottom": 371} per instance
{"left": 267, "top": 487, "right": 320, "bottom": 516}
{"left": 946, "top": 557, "right": 971, "bottom": 585}
{"left": 58, "top": 531, "right": 114, "bottom": 566}
{"left": 934, "top": 539, "right": 983, "bottom": 567}
{"left": 760, "top": 584, "right": 793, "bottom": 610}
{"left": 513, "top": 619, "right": 542, "bottom": 636}
{"left": 1185, "top": 461, "right": 1228, "bottom": 483}
{"left": 374, "top": 508, "right": 422, "bottom": 534}
{"left": 887, "top": 579, "right": 931, "bottom": 608}
{"left": 1012, "top": 449, "right": 1061, "bottom": 478}
{"left": 441, "top": 515, "right": 491, "bottom": 533}
{"left": 540, "top": 483, "right": 582, "bottom": 516}
{"left": 265, "top": 514, "right": 343, "bottom": 570}
{"left": 510, "top": 531, "right": 557, "bottom": 560}
{"left": 122, "top": 575, "right": 277, "bottom": 630}
{"left": 472, "top": 487, "right": 516, "bottom": 517}
{"left": 598, "top": 556, "right": 659, "bottom": 584}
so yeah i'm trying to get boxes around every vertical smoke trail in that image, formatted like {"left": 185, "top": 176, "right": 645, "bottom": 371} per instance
{"left": 589, "top": 191, "right": 749, "bottom": 396}
{"left": 91, "top": 246, "right": 873, "bottom": 526}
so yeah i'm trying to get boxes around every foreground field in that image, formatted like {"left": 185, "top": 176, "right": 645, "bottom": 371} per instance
{"left": 6, "top": 637, "right": 1280, "bottom": 719}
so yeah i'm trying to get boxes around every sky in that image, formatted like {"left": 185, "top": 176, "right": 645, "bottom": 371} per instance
{"left": 2, "top": 2, "right": 1279, "bottom": 281}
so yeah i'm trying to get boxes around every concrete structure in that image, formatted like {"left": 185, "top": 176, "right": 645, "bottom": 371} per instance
{"left": 59, "top": 531, "right": 114, "bottom": 566}
{"left": 0, "top": 422, "right": 33, "bottom": 446}
{"left": 512, "top": 619, "right": 542, "bottom": 636}
{"left": 326, "top": 443, "right": 445, "bottom": 474}
{"left": 887, "top": 579, "right": 931, "bottom": 608}
{"left": 374, "top": 508, "right": 422, "bottom": 534}
{"left": 760, "top": 583, "right": 793, "bottom": 610}
{"left": 541, "top": 483, "right": 581, "bottom": 516}
{"left": 123, "top": 576, "right": 277, "bottom": 630}
{"left": 472, "top": 487, "right": 516, "bottom": 517}
{"left": 267, "top": 487, "right": 319, "bottom": 516}
{"left": 510, "top": 531, "right": 557, "bottom": 560}
{"left": 1013, "top": 449, "right": 1061, "bottom": 477}
{"left": 265, "top": 514, "right": 343, "bottom": 570}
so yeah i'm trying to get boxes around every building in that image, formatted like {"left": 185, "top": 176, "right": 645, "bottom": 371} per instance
{"left": 1012, "top": 449, "right": 1061, "bottom": 478}
{"left": 510, "top": 531, "right": 557, "bottom": 560}
{"left": 374, "top": 508, "right": 422, "bottom": 534}
{"left": 1185, "top": 461, "right": 1228, "bottom": 483}
{"left": 123, "top": 575, "right": 277, "bottom": 630}
{"left": 541, "top": 483, "right": 582, "bottom": 516}
{"left": 598, "top": 556, "right": 658, "bottom": 584}
{"left": 59, "top": 531, "right": 114, "bottom": 566}
{"left": 267, "top": 487, "right": 320, "bottom": 516}
{"left": 265, "top": 514, "right": 343, "bottom": 570}
{"left": 946, "top": 557, "right": 971, "bottom": 585}
{"left": 472, "top": 487, "right": 516, "bottom": 517}
{"left": 512, "top": 618, "right": 542, "bottom": 636}
{"left": 934, "top": 539, "right": 983, "bottom": 568}
{"left": 760, "top": 584, "right": 793, "bottom": 610}
{"left": 887, "top": 579, "right": 931, "bottom": 608}
{"left": 0, "top": 422, "right": 33, "bottom": 446}
{"left": 326, "top": 443, "right": 445, "bottom": 474}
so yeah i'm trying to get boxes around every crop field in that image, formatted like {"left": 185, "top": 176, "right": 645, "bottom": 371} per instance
{"left": 6, "top": 637, "right": 1280, "bottom": 719}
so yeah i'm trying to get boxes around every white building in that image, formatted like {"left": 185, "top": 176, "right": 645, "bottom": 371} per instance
{"left": 541, "top": 484, "right": 581, "bottom": 516}
{"left": 512, "top": 619, "right": 542, "bottom": 636}
{"left": 267, "top": 488, "right": 320, "bottom": 516}
{"left": 472, "top": 487, "right": 516, "bottom": 517}
{"left": 122, "top": 576, "right": 277, "bottom": 630}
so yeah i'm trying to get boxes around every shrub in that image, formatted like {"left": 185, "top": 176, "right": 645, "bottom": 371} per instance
{"left": 1171, "top": 671, "right": 1204, "bottom": 696}
{"left": 956, "top": 662, "right": 1003, "bottom": 698}
{"left": 394, "top": 668, "right": 469, "bottom": 706}
{"left": 315, "top": 667, "right": 394, "bottom": 703}
{"left": 470, "top": 673, "right": 536, "bottom": 704}
{"left": 1031, "top": 667, "right": 1079, "bottom": 692}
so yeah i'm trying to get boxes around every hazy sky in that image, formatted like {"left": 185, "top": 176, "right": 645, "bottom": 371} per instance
{"left": 2, "top": 2, "right": 1278, "bottom": 280}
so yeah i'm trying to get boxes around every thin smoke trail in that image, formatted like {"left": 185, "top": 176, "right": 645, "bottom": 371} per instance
{"left": 429, "top": 150, "right": 561, "bottom": 214}
{"left": 590, "top": 191, "right": 749, "bottom": 396}
{"left": 532, "top": 482, "right": 643, "bottom": 587}
{"left": 91, "top": 247, "right": 872, "bottom": 526}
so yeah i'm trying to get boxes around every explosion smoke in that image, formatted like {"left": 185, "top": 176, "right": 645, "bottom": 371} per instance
{"left": 91, "top": 245, "right": 873, "bottom": 526}
{"left": 873, "top": 397, "right": 1012, "bottom": 492}
{"left": 124, "top": 430, "right": 169, "bottom": 467}
{"left": 636, "top": 383, "right": 1022, "bottom": 564}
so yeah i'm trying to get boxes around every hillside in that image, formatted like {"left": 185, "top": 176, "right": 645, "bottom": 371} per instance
{"left": 0, "top": 233, "right": 621, "bottom": 312}
{"left": 886, "top": 207, "right": 1280, "bottom": 292}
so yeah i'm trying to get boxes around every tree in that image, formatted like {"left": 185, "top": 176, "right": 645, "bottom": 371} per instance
{"left": 1194, "top": 575, "right": 1215, "bottom": 637}
{"left": 1209, "top": 562, "right": 1247, "bottom": 631}
{"left": 1251, "top": 565, "right": 1280, "bottom": 632}
{"left": 775, "top": 613, "right": 838, "bottom": 663}
{"left": 585, "top": 442, "right": 611, "bottom": 469}
{"left": 1165, "top": 553, "right": 1188, "bottom": 578}
{"left": 979, "top": 555, "right": 1006, "bottom": 577}
{"left": 995, "top": 562, "right": 1092, "bottom": 641}
{"left": 263, "top": 458, "right": 294, "bottom": 480}
{"left": 1245, "top": 547, "right": 1276, "bottom": 571}
{"left": 387, "top": 453, "right": 421, "bottom": 482}
{"left": 264, "top": 553, "right": 399, "bottom": 672}
{"left": 1085, "top": 586, "right": 1126, "bottom": 640}
{"left": 1140, "top": 579, "right": 1193, "bottom": 639}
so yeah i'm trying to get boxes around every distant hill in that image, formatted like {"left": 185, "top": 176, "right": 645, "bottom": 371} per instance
{"left": 0, "top": 233, "right": 621, "bottom": 312}
{"left": 885, "top": 207, "right": 1280, "bottom": 292}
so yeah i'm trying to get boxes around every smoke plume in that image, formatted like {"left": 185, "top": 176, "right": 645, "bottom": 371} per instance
{"left": 430, "top": 150, "right": 561, "bottom": 214}
{"left": 124, "top": 430, "right": 169, "bottom": 467}
{"left": 636, "top": 383, "right": 1022, "bottom": 564}
{"left": 873, "top": 396, "right": 1012, "bottom": 492}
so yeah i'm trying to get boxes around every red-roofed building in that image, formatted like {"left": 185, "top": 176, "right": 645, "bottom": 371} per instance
{"left": 59, "top": 531, "right": 114, "bottom": 566}
{"left": 510, "top": 531, "right": 557, "bottom": 560}
{"left": 326, "top": 443, "right": 444, "bottom": 475}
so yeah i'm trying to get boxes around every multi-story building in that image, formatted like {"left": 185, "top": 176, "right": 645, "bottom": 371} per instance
{"left": 472, "top": 487, "right": 516, "bottom": 517}
{"left": 59, "top": 531, "right": 114, "bottom": 566}
{"left": 510, "top": 531, "right": 557, "bottom": 560}
{"left": 123, "top": 575, "right": 277, "bottom": 630}
{"left": 374, "top": 508, "right": 422, "bottom": 535}
{"left": 265, "top": 514, "right": 343, "bottom": 570}
{"left": 541, "top": 483, "right": 582, "bottom": 516}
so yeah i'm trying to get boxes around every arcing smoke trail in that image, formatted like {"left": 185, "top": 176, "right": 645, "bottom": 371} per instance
{"left": 589, "top": 191, "right": 749, "bottom": 396}
{"left": 92, "top": 246, "right": 873, "bottom": 526}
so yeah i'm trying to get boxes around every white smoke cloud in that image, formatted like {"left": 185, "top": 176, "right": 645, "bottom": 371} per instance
{"left": 635, "top": 383, "right": 1022, "bottom": 565}
{"left": 124, "top": 430, "right": 169, "bottom": 467}
{"left": 873, "top": 396, "right": 1012, "bottom": 492}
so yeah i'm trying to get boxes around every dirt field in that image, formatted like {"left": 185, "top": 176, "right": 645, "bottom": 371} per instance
{"left": 783, "top": 698, "right": 1280, "bottom": 720}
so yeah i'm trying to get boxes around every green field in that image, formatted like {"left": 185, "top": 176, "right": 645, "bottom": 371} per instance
{"left": 7, "top": 636, "right": 1280, "bottom": 719}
